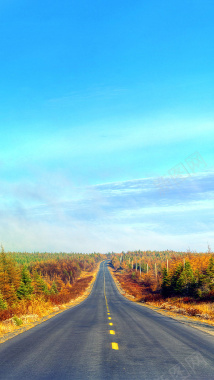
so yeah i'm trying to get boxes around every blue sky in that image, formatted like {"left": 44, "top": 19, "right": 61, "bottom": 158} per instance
{"left": 0, "top": 0, "right": 213, "bottom": 253}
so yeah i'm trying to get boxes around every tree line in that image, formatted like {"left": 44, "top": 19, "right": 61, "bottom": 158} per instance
{"left": 111, "top": 250, "right": 214, "bottom": 299}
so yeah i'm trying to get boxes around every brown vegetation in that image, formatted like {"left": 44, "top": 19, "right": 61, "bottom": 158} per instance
{"left": 0, "top": 248, "right": 103, "bottom": 337}
{"left": 110, "top": 250, "right": 214, "bottom": 323}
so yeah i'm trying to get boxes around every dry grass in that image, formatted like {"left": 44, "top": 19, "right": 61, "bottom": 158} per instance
{"left": 149, "top": 298, "right": 214, "bottom": 321}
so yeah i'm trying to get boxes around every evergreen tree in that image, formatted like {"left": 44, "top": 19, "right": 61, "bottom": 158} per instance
{"left": 17, "top": 266, "right": 34, "bottom": 299}
{"left": 50, "top": 281, "right": 58, "bottom": 294}
{"left": 176, "top": 261, "right": 195, "bottom": 296}
{"left": 206, "top": 257, "right": 214, "bottom": 286}
{"left": 171, "top": 263, "right": 183, "bottom": 294}
{"left": 161, "top": 268, "right": 171, "bottom": 296}
{"left": 0, "top": 262, "right": 19, "bottom": 305}
{"left": 33, "top": 271, "right": 49, "bottom": 295}
{"left": 0, "top": 291, "right": 8, "bottom": 310}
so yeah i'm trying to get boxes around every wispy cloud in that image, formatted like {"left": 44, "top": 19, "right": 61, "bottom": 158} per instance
{"left": 0, "top": 170, "right": 213, "bottom": 252}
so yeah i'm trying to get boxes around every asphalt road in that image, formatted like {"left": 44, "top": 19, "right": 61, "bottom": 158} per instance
{"left": 0, "top": 261, "right": 214, "bottom": 380}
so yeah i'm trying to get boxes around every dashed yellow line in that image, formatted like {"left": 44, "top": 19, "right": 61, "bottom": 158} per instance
{"left": 104, "top": 265, "right": 119, "bottom": 350}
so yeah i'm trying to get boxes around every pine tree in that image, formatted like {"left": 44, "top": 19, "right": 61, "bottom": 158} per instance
{"left": 171, "top": 263, "right": 184, "bottom": 294}
{"left": 0, "top": 291, "right": 8, "bottom": 310}
{"left": 161, "top": 268, "right": 171, "bottom": 296}
{"left": 33, "top": 271, "right": 49, "bottom": 295}
{"left": 206, "top": 257, "right": 214, "bottom": 284}
{"left": 50, "top": 281, "right": 58, "bottom": 294}
{"left": 0, "top": 263, "right": 19, "bottom": 305}
{"left": 176, "top": 261, "right": 195, "bottom": 296}
{"left": 17, "top": 266, "right": 34, "bottom": 299}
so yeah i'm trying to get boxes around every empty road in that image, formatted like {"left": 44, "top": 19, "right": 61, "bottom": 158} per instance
{"left": 0, "top": 261, "right": 214, "bottom": 379}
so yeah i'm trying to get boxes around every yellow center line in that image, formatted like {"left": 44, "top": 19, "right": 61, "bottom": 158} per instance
{"left": 104, "top": 265, "right": 119, "bottom": 351}
{"left": 112, "top": 342, "right": 119, "bottom": 350}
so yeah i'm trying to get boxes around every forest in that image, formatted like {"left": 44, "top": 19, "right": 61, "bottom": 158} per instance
{"left": 1, "top": 247, "right": 214, "bottom": 327}
{"left": 0, "top": 248, "right": 104, "bottom": 322}
{"left": 110, "top": 250, "right": 214, "bottom": 320}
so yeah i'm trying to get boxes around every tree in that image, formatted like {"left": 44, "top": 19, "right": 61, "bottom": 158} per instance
{"left": 17, "top": 266, "right": 34, "bottom": 299}
{"left": 33, "top": 271, "right": 49, "bottom": 295}
{"left": 199, "top": 256, "right": 214, "bottom": 297}
{"left": 50, "top": 281, "right": 58, "bottom": 295}
{"left": 0, "top": 291, "right": 8, "bottom": 310}
{"left": 175, "top": 261, "right": 195, "bottom": 296}
{"left": 171, "top": 263, "right": 183, "bottom": 294}
{"left": 0, "top": 251, "right": 19, "bottom": 305}
{"left": 206, "top": 257, "right": 214, "bottom": 284}
{"left": 161, "top": 268, "right": 171, "bottom": 296}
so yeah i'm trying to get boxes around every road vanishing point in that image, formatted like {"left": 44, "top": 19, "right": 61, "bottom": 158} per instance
{"left": 0, "top": 261, "right": 214, "bottom": 379}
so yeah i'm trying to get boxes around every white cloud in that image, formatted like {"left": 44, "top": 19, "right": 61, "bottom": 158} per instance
{"left": 1, "top": 216, "right": 213, "bottom": 253}
{"left": 0, "top": 165, "right": 213, "bottom": 253}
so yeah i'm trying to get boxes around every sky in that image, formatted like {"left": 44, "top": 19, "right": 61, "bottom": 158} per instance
{"left": 0, "top": 0, "right": 213, "bottom": 253}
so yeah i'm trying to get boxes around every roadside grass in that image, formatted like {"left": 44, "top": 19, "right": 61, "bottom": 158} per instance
{"left": 149, "top": 298, "right": 214, "bottom": 321}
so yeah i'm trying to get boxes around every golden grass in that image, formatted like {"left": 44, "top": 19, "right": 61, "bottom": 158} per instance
{"left": 150, "top": 298, "right": 214, "bottom": 321}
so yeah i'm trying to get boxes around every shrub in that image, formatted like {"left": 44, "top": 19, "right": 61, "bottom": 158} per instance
{"left": 12, "top": 316, "right": 23, "bottom": 326}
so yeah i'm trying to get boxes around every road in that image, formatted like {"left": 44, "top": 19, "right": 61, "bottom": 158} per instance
{"left": 0, "top": 261, "right": 214, "bottom": 380}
